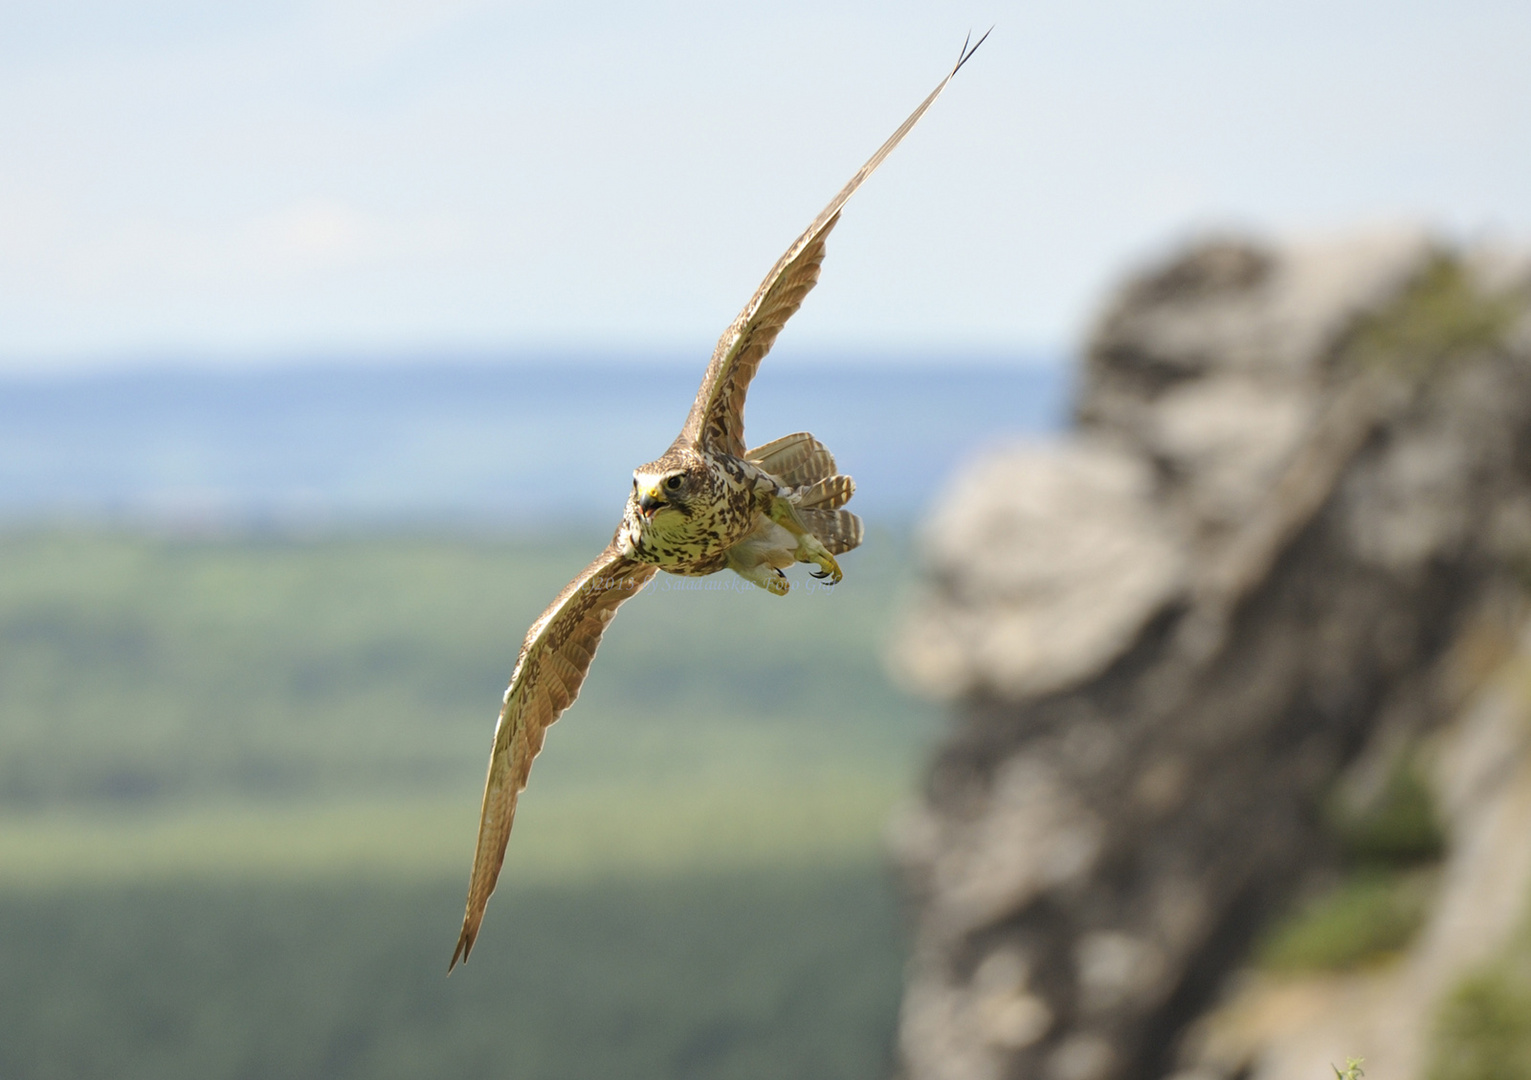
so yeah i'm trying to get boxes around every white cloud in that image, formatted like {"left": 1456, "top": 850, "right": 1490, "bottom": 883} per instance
{"left": 0, "top": 194, "right": 465, "bottom": 293}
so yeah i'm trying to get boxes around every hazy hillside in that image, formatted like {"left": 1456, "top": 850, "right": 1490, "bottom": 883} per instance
{"left": 0, "top": 358, "right": 1066, "bottom": 525}
{"left": 0, "top": 356, "right": 1064, "bottom": 1078}
{"left": 0, "top": 527, "right": 932, "bottom": 1079}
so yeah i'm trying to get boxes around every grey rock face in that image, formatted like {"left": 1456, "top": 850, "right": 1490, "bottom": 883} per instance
{"left": 891, "top": 232, "right": 1531, "bottom": 1080}
{"left": 890, "top": 439, "right": 1187, "bottom": 702}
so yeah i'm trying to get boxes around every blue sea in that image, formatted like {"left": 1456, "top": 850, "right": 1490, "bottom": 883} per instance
{"left": 0, "top": 355, "right": 1069, "bottom": 528}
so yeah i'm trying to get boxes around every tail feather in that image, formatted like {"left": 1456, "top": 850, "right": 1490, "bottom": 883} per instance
{"left": 746, "top": 432, "right": 836, "bottom": 487}
{"left": 797, "top": 475, "right": 855, "bottom": 510}
{"left": 749, "top": 431, "right": 861, "bottom": 556}
{"left": 800, "top": 508, "right": 864, "bottom": 555}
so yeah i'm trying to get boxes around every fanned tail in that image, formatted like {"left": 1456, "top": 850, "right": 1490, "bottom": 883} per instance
{"left": 797, "top": 475, "right": 854, "bottom": 510}
{"left": 746, "top": 431, "right": 836, "bottom": 487}
{"left": 799, "top": 507, "right": 863, "bottom": 555}
{"left": 747, "top": 431, "right": 863, "bottom": 555}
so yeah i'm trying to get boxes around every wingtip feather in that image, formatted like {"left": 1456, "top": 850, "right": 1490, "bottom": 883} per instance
{"left": 448, "top": 925, "right": 475, "bottom": 974}
{"left": 954, "top": 27, "right": 993, "bottom": 76}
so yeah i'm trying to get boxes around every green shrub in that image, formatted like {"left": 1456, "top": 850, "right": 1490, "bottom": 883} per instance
{"left": 1342, "top": 254, "right": 1519, "bottom": 378}
{"left": 1259, "top": 749, "right": 1446, "bottom": 974}
{"left": 1258, "top": 869, "right": 1435, "bottom": 972}
{"left": 1430, "top": 947, "right": 1531, "bottom": 1080}
{"left": 1332, "top": 759, "right": 1446, "bottom": 867}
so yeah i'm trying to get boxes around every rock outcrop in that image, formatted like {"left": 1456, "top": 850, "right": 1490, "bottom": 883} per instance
{"left": 890, "top": 231, "right": 1531, "bottom": 1080}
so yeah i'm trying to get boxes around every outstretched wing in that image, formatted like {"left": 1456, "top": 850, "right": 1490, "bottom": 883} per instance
{"left": 679, "top": 31, "right": 989, "bottom": 458}
{"left": 450, "top": 542, "right": 656, "bottom": 970}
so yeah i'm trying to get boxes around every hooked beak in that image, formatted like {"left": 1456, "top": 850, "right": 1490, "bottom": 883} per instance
{"left": 638, "top": 488, "right": 664, "bottom": 518}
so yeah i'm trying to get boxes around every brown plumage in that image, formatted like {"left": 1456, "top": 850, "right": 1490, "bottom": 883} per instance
{"left": 450, "top": 546, "right": 653, "bottom": 969}
{"left": 449, "top": 33, "right": 987, "bottom": 970}
{"left": 680, "top": 31, "right": 989, "bottom": 459}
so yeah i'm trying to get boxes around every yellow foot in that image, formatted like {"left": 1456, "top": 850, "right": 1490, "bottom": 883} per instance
{"left": 731, "top": 562, "right": 791, "bottom": 595}
{"left": 807, "top": 551, "right": 842, "bottom": 584}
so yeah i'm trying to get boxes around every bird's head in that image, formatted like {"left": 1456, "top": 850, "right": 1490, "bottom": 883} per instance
{"left": 630, "top": 451, "right": 708, "bottom": 525}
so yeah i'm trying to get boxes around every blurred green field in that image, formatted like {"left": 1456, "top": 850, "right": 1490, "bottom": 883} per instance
{"left": 0, "top": 868, "right": 905, "bottom": 1080}
{"left": 0, "top": 527, "right": 935, "bottom": 1079}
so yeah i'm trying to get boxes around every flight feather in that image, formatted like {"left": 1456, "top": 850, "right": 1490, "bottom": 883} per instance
{"left": 680, "top": 30, "right": 990, "bottom": 457}
{"left": 450, "top": 544, "right": 655, "bottom": 970}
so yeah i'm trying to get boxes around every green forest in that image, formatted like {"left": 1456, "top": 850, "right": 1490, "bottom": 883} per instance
{"left": 0, "top": 527, "right": 938, "bottom": 1079}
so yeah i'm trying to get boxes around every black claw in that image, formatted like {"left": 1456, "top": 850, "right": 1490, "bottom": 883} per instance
{"left": 811, "top": 570, "right": 829, "bottom": 579}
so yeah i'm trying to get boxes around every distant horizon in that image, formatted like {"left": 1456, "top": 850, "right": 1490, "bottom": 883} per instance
{"left": 0, "top": 361, "right": 1070, "bottom": 528}
{"left": 0, "top": 345, "right": 1071, "bottom": 380}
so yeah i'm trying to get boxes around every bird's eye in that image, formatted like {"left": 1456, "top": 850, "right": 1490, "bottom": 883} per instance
{"left": 665, "top": 476, "right": 683, "bottom": 491}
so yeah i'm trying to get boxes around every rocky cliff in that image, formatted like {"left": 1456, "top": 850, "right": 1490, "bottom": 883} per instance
{"left": 890, "top": 232, "right": 1531, "bottom": 1080}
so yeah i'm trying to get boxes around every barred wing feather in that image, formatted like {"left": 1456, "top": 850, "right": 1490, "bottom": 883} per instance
{"left": 680, "top": 31, "right": 989, "bottom": 458}
{"left": 450, "top": 544, "right": 656, "bottom": 970}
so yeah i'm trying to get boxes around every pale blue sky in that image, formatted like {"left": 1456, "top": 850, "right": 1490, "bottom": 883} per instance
{"left": 1, "top": 0, "right": 1527, "bottom": 369}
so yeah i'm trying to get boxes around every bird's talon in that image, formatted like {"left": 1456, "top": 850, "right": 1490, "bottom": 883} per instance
{"left": 810, "top": 553, "right": 843, "bottom": 585}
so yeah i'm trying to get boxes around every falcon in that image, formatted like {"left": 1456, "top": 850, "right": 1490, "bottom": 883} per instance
{"left": 450, "top": 32, "right": 988, "bottom": 970}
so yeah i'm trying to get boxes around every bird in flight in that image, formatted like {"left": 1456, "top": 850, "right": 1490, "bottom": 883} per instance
{"left": 450, "top": 32, "right": 988, "bottom": 970}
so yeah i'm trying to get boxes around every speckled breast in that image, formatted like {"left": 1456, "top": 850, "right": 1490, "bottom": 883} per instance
{"left": 623, "top": 455, "right": 769, "bottom": 576}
